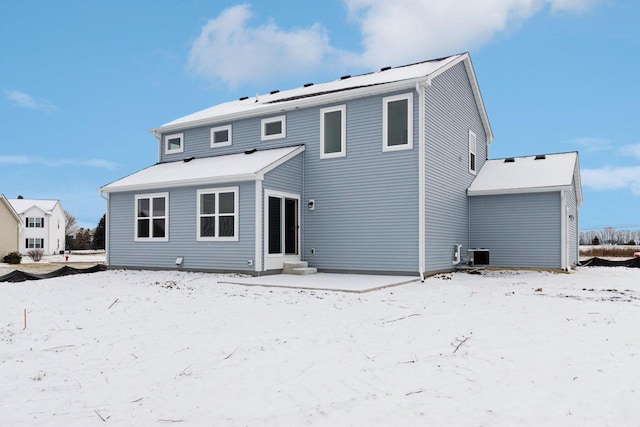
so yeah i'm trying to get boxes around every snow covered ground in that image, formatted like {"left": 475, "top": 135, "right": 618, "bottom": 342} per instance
{"left": 1, "top": 267, "right": 638, "bottom": 426}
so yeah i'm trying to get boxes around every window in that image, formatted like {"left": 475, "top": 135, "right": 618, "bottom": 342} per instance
{"left": 469, "top": 129, "right": 477, "bottom": 174}
{"left": 135, "top": 193, "right": 168, "bottom": 241}
{"left": 211, "top": 125, "right": 232, "bottom": 148}
{"left": 26, "top": 217, "right": 44, "bottom": 228}
{"left": 26, "top": 238, "right": 44, "bottom": 249}
{"left": 320, "top": 105, "right": 346, "bottom": 159}
{"left": 197, "top": 187, "right": 238, "bottom": 241}
{"left": 164, "top": 133, "right": 184, "bottom": 154}
{"left": 383, "top": 93, "right": 413, "bottom": 151}
{"left": 261, "top": 115, "right": 286, "bottom": 141}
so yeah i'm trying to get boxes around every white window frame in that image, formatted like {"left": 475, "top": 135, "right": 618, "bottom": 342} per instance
{"left": 382, "top": 93, "right": 413, "bottom": 152}
{"left": 26, "top": 217, "right": 44, "bottom": 228}
{"left": 134, "top": 192, "right": 169, "bottom": 242}
{"left": 26, "top": 238, "right": 44, "bottom": 249}
{"left": 164, "top": 133, "right": 184, "bottom": 155}
{"left": 261, "top": 115, "right": 286, "bottom": 141}
{"left": 196, "top": 187, "right": 239, "bottom": 242}
{"left": 320, "top": 105, "right": 346, "bottom": 159}
{"left": 210, "top": 125, "right": 232, "bottom": 148}
{"left": 469, "top": 129, "right": 477, "bottom": 175}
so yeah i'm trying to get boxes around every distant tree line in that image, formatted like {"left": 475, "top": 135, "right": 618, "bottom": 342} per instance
{"left": 65, "top": 212, "right": 106, "bottom": 250}
{"left": 580, "top": 227, "right": 640, "bottom": 246}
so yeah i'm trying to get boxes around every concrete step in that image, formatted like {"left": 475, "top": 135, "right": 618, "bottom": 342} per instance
{"left": 291, "top": 267, "right": 318, "bottom": 275}
{"left": 283, "top": 261, "right": 308, "bottom": 274}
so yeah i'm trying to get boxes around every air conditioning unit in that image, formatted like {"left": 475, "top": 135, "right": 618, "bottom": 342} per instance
{"left": 467, "top": 249, "right": 490, "bottom": 266}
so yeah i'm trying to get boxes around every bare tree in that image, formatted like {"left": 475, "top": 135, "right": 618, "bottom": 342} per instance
{"left": 64, "top": 210, "right": 79, "bottom": 237}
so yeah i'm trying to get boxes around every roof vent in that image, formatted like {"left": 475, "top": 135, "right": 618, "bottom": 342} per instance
{"left": 535, "top": 155, "right": 546, "bottom": 160}
{"left": 245, "top": 148, "right": 258, "bottom": 155}
{"left": 504, "top": 158, "right": 515, "bottom": 163}
{"left": 239, "top": 96, "right": 249, "bottom": 101}
{"left": 340, "top": 75, "right": 351, "bottom": 80}
{"left": 303, "top": 82, "right": 314, "bottom": 87}
{"left": 183, "top": 157, "right": 195, "bottom": 163}
{"left": 270, "top": 90, "right": 280, "bottom": 95}
{"left": 380, "top": 66, "right": 392, "bottom": 71}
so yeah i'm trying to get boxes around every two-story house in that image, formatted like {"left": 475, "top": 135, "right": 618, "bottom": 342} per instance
{"left": 100, "top": 52, "right": 581, "bottom": 277}
{"left": 0, "top": 194, "right": 22, "bottom": 256}
{"left": 7, "top": 198, "right": 66, "bottom": 255}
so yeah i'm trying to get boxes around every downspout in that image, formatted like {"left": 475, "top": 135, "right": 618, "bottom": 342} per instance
{"left": 99, "top": 191, "right": 109, "bottom": 266}
{"left": 417, "top": 80, "right": 429, "bottom": 282}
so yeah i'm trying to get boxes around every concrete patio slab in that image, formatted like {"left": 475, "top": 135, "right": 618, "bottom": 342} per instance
{"left": 219, "top": 273, "right": 420, "bottom": 293}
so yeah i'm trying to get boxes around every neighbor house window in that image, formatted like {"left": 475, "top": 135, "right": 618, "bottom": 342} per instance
{"left": 320, "top": 105, "right": 346, "bottom": 159}
{"left": 469, "top": 129, "right": 477, "bottom": 174}
{"left": 211, "top": 125, "right": 232, "bottom": 148}
{"left": 383, "top": 93, "right": 413, "bottom": 151}
{"left": 165, "top": 133, "right": 184, "bottom": 154}
{"left": 261, "top": 116, "right": 286, "bottom": 141}
{"left": 26, "top": 217, "right": 44, "bottom": 228}
{"left": 197, "top": 187, "right": 238, "bottom": 241}
{"left": 135, "top": 193, "right": 169, "bottom": 241}
{"left": 26, "top": 238, "right": 44, "bottom": 249}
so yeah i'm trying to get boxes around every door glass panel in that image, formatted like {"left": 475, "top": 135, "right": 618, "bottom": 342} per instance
{"left": 284, "top": 198, "right": 298, "bottom": 255}
{"left": 268, "top": 196, "right": 282, "bottom": 254}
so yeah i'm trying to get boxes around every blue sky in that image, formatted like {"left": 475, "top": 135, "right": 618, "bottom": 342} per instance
{"left": 1, "top": 0, "right": 638, "bottom": 231}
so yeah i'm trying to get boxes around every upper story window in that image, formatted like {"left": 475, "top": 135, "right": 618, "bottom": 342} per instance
{"left": 197, "top": 187, "right": 238, "bottom": 241}
{"left": 261, "top": 115, "right": 286, "bottom": 141}
{"left": 320, "top": 105, "right": 346, "bottom": 159}
{"left": 469, "top": 129, "right": 477, "bottom": 175}
{"left": 164, "top": 133, "right": 184, "bottom": 154}
{"left": 26, "top": 217, "right": 44, "bottom": 228}
{"left": 383, "top": 93, "right": 413, "bottom": 152}
{"left": 211, "top": 125, "right": 232, "bottom": 148}
{"left": 135, "top": 193, "right": 169, "bottom": 241}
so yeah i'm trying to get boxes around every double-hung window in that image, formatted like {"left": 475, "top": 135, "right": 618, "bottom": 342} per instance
{"left": 197, "top": 187, "right": 238, "bottom": 241}
{"left": 261, "top": 116, "right": 286, "bottom": 141}
{"left": 26, "top": 238, "right": 44, "bottom": 249}
{"left": 26, "top": 217, "right": 44, "bottom": 228}
{"left": 211, "top": 125, "right": 232, "bottom": 148}
{"left": 383, "top": 93, "right": 413, "bottom": 151}
{"left": 469, "top": 129, "right": 477, "bottom": 174}
{"left": 135, "top": 193, "right": 168, "bottom": 241}
{"left": 165, "top": 133, "right": 184, "bottom": 154}
{"left": 320, "top": 105, "right": 346, "bottom": 159}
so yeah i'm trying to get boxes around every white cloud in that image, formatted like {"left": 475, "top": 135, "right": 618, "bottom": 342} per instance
{"left": 582, "top": 165, "right": 640, "bottom": 196}
{"left": 571, "top": 137, "right": 614, "bottom": 152}
{"left": 187, "top": 4, "right": 338, "bottom": 87}
{"left": 4, "top": 89, "right": 58, "bottom": 112}
{"left": 618, "top": 144, "right": 640, "bottom": 159}
{"left": 187, "top": 1, "right": 602, "bottom": 86}
{"left": 0, "top": 155, "right": 119, "bottom": 169}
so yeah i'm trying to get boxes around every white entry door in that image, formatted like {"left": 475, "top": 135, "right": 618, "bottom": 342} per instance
{"left": 264, "top": 191, "right": 300, "bottom": 270}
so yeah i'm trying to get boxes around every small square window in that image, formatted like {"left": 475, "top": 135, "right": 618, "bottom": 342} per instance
{"left": 261, "top": 116, "right": 286, "bottom": 141}
{"left": 165, "top": 133, "right": 184, "bottom": 154}
{"left": 383, "top": 93, "right": 413, "bottom": 152}
{"left": 320, "top": 105, "right": 346, "bottom": 159}
{"left": 211, "top": 125, "right": 232, "bottom": 148}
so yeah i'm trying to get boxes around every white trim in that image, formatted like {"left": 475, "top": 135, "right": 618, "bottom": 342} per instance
{"left": 561, "top": 191, "right": 567, "bottom": 270}
{"left": 417, "top": 83, "right": 427, "bottom": 280}
{"left": 264, "top": 190, "right": 301, "bottom": 270}
{"left": 382, "top": 92, "right": 413, "bottom": 152}
{"left": 468, "top": 129, "right": 477, "bottom": 175}
{"left": 255, "top": 180, "right": 263, "bottom": 272}
{"left": 261, "top": 115, "right": 286, "bottom": 140}
{"left": 467, "top": 185, "right": 572, "bottom": 197}
{"left": 134, "top": 192, "right": 169, "bottom": 242}
{"left": 196, "top": 186, "right": 239, "bottom": 242}
{"left": 210, "top": 125, "right": 232, "bottom": 148}
{"left": 164, "top": 133, "right": 184, "bottom": 155}
{"left": 320, "top": 104, "right": 346, "bottom": 159}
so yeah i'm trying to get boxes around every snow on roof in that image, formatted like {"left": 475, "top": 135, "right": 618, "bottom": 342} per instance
{"left": 154, "top": 54, "right": 463, "bottom": 132}
{"left": 467, "top": 152, "right": 581, "bottom": 198}
{"left": 8, "top": 198, "right": 59, "bottom": 215}
{"left": 100, "top": 145, "right": 305, "bottom": 193}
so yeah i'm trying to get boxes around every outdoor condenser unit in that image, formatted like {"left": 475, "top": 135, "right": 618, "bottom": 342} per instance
{"left": 467, "top": 249, "right": 490, "bottom": 266}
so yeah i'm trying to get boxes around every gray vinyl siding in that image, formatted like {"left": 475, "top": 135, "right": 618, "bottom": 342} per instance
{"left": 469, "top": 192, "right": 561, "bottom": 268}
{"left": 566, "top": 177, "right": 579, "bottom": 266}
{"left": 303, "top": 92, "right": 419, "bottom": 274}
{"left": 424, "top": 61, "right": 487, "bottom": 273}
{"left": 264, "top": 153, "right": 303, "bottom": 195}
{"left": 107, "top": 181, "right": 255, "bottom": 272}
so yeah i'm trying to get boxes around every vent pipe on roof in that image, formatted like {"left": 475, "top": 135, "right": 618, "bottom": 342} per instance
{"left": 245, "top": 148, "right": 258, "bottom": 155}
{"left": 270, "top": 90, "right": 280, "bottom": 94}
{"left": 535, "top": 155, "right": 546, "bottom": 160}
{"left": 340, "top": 75, "right": 351, "bottom": 80}
{"left": 380, "top": 66, "right": 392, "bottom": 71}
{"left": 303, "top": 82, "right": 314, "bottom": 87}
{"left": 504, "top": 158, "right": 515, "bottom": 163}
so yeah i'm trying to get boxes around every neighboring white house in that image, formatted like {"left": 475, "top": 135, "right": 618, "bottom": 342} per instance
{"left": 7, "top": 198, "right": 66, "bottom": 255}
{"left": 0, "top": 194, "right": 22, "bottom": 256}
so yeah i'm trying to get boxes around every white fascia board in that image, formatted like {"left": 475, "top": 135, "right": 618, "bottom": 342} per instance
{"left": 255, "top": 145, "right": 305, "bottom": 180}
{"left": 467, "top": 185, "right": 571, "bottom": 197}
{"left": 150, "top": 78, "right": 427, "bottom": 135}
{"left": 100, "top": 173, "right": 258, "bottom": 194}
{"left": 573, "top": 157, "right": 584, "bottom": 207}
